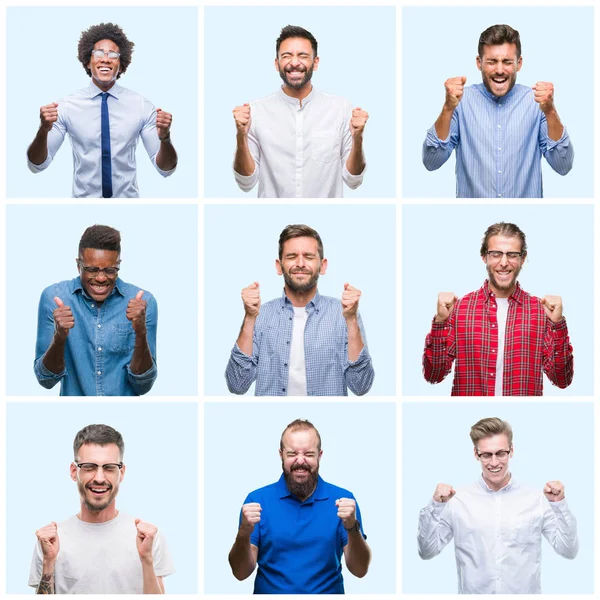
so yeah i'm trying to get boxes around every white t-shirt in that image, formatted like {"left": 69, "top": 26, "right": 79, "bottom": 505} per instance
{"left": 287, "top": 306, "right": 308, "bottom": 396}
{"left": 28, "top": 512, "right": 175, "bottom": 594}
{"left": 495, "top": 297, "right": 509, "bottom": 396}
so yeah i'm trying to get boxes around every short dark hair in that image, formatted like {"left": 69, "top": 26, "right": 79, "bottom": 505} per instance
{"left": 278, "top": 224, "right": 324, "bottom": 260}
{"left": 280, "top": 419, "right": 322, "bottom": 451}
{"left": 480, "top": 222, "right": 527, "bottom": 257}
{"left": 478, "top": 24, "right": 521, "bottom": 59}
{"left": 73, "top": 424, "right": 125, "bottom": 460}
{"left": 276, "top": 25, "right": 318, "bottom": 58}
{"left": 79, "top": 225, "right": 121, "bottom": 256}
{"left": 78, "top": 23, "right": 135, "bottom": 78}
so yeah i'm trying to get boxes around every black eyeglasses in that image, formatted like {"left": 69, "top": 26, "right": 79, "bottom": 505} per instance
{"left": 76, "top": 462, "right": 123, "bottom": 473}
{"left": 476, "top": 449, "right": 511, "bottom": 461}
{"left": 77, "top": 259, "right": 121, "bottom": 277}
{"left": 486, "top": 251, "right": 524, "bottom": 262}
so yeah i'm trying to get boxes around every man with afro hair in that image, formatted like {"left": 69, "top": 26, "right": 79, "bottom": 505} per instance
{"left": 27, "top": 23, "right": 178, "bottom": 198}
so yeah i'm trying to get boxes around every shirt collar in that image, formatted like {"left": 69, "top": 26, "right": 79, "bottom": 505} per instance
{"left": 477, "top": 473, "right": 518, "bottom": 493}
{"left": 482, "top": 280, "right": 525, "bottom": 305}
{"left": 477, "top": 81, "right": 518, "bottom": 104}
{"left": 279, "top": 288, "right": 322, "bottom": 311}
{"left": 73, "top": 276, "right": 125, "bottom": 299}
{"left": 276, "top": 473, "right": 328, "bottom": 503}
{"left": 277, "top": 85, "right": 314, "bottom": 107}
{"left": 88, "top": 80, "right": 122, "bottom": 100}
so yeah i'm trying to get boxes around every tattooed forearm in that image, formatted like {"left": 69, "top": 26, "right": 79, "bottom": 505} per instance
{"left": 36, "top": 573, "right": 54, "bottom": 594}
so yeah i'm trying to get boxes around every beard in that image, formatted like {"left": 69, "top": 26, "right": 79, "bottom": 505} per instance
{"left": 283, "top": 463, "right": 319, "bottom": 500}
{"left": 481, "top": 70, "right": 518, "bottom": 97}
{"left": 77, "top": 479, "right": 118, "bottom": 513}
{"left": 486, "top": 262, "right": 522, "bottom": 293}
{"left": 279, "top": 63, "right": 314, "bottom": 90}
{"left": 283, "top": 267, "right": 320, "bottom": 293}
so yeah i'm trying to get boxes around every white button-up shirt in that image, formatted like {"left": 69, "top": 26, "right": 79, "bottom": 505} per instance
{"left": 417, "top": 477, "right": 578, "bottom": 594}
{"left": 233, "top": 87, "right": 365, "bottom": 198}
{"left": 27, "top": 81, "right": 175, "bottom": 197}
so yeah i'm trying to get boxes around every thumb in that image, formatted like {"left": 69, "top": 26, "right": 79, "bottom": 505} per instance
{"left": 54, "top": 296, "right": 64, "bottom": 308}
{"left": 51, "top": 521, "right": 58, "bottom": 528}
{"left": 157, "top": 108, "right": 162, "bottom": 113}
{"left": 252, "top": 281, "right": 260, "bottom": 289}
{"left": 135, "top": 518, "right": 141, "bottom": 526}
{"left": 53, "top": 102, "right": 59, "bottom": 107}
{"left": 344, "top": 282, "right": 349, "bottom": 290}
{"left": 135, "top": 290, "right": 144, "bottom": 300}
{"left": 244, "top": 103, "right": 249, "bottom": 107}
{"left": 461, "top": 76, "right": 467, "bottom": 84}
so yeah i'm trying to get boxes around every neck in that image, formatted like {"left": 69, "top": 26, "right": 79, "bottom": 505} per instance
{"left": 285, "top": 285, "right": 317, "bottom": 307}
{"left": 488, "top": 281, "right": 516, "bottom": 299}
{"left": 282, "top": 82, "right": 312, "bottom": 104}
{"left": 485, "top": 472, "right": 511, "bottom": 492}
{"left": 78, "top": 502, "right": 118, "bottom": 523}
{"left": 93, "top": 78, "right": 116, "bottom": 93}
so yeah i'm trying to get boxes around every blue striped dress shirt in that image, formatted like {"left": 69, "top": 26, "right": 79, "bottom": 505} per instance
{"left": 422, "top": 83, "right": 574, "bottom": 198}
{"left": 225, "top": 290, "right": 374, "bottom": 396}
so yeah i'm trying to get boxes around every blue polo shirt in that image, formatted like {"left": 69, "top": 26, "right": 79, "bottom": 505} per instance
{"left": 241, "top": 474, "right": 366, "bottom": 594}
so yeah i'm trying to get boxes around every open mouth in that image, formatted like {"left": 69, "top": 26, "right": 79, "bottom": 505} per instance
{"left": 88, "top": 486, "right": 111, "bottom": 496}
{"left": 90, "top": 284, "right": 110, "bottom": 295}
{"left": 488, "top": 467, "right": 502, "bottom": 474}
{"left": 98, "top": 67, "right": 113, "bottom": 74}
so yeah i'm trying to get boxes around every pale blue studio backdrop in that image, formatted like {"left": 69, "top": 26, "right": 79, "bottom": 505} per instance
{"left": 402, "top": 6, "right": 593, "bottom": 198}
{"left": 7, "top": 7, "right": 198, "bottom": 198}
{"left": 204, "top": 6, "right": 396, "bottom": 198}
{"left": 402, "top": 402, "right": 593, "bottom": 594}
{"left": 204, "top": 204, "right": 395, "bottom": 396}
{"left": 204, "top": 401, "right": 396, "bottom": 594}
{"left": 402, "top": 204, "right": 593, "bottom": 396}
{"left": 7, "top": 204, "right": 198, "bottom": 396}
{"left": 7, "top": 402, "right": 198, "bottom": 594}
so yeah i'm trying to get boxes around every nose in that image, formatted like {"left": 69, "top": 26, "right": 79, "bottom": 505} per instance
{"left": 95, "top": 269, "right": 108, "bottom": 282}
{"left": 93, "top": 467, "right": 107, "bottom": 482}
{"left": 490, "top": 454, "right": 500, "bottom": 467}
{"left": 296, "top": 255, "right": 306, "bottom": 268}
{"left": 295, "top": 455, "right": 306, "bottom": 465}
{"left": 290, "top": 55, "right": 301, "bottom": 67}
{"left": 499, "top": 254, "right": 509, "bottom": 267}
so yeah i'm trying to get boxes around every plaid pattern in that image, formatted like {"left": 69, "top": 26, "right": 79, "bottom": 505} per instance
{"left": 226, "top": 290, "right": 374, "bottom": 396}
{"left": 423, "top": 281, "right": 573, "bottom": 396}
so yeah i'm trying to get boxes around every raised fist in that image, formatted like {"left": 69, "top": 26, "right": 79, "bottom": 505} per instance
{"left": 350, "top": 107, "right": 369, "bottom": 138}
{"left": 433, "top": 483, "right": 456, "bottom": 503}
{"left": 35, "top": 522, "right": 60, "bottom": 562}
{"left": 532, "top": 82, "right": 555, "bottom": 114}
{"left": 233, "top": 103, "right": 252, "bottom": 135}
{"left": 240, "top": 502, "right": 262, "bottom": 533}
{"left": 39, "top": 103, "right": 59, "bottom": 133}
{"left": 135, "top": 518, "right": 158, "bottom": 561}
{"left": 241, "top": 282, "right": 261, "bottom": 318}
{"left": 53, "top": 296, "right": 74, "bottom": 341}
{"left": 126, "top": 290, "right": 147, "bottom": 334}
{"left": 435, "top": 292, "right": 458, "bottom": 323}
{"left": 444, "top": 77, "right": 467, "bottom": 110}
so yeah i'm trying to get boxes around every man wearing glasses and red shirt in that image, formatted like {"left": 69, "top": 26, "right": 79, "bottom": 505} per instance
{"left": 30, "top": 424, "right": 174, "bottom": 593}
{"left": 417, "top": 417, "right": 578, "bottom": 593}
{"left": 422, "top": 222, "right": 573, "bottom": 396}
{"left": 34, "top": 225, "right": 157, "bottom": 396}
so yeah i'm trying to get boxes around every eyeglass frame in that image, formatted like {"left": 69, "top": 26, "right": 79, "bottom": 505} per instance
{"left": 75, "top": 462, "right": 124, "bottom": 473}
{"left": 76, "top": 258, "right": 121, "bottom": 277}
{"left": 91, "top": 49, "right": 121, "bottom": 60}
{"left": 476, "top": 448, "right": 512, "bottom": 461}
{"left": 485, "top": 250, "right": 525, "bottom": 262}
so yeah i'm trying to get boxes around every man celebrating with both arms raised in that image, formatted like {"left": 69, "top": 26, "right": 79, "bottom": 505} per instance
{"left": 232, "top": 25, "right": 368, "bottom": 198}
{"left": 423, "top": 222, "right": 573, "bottom": 396}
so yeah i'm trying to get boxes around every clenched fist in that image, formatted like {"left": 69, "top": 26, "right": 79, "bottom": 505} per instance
{"left": 135, "top": 519, "right": 158, "bottom": 562}
{"left": 240, "top": 502, "right": 262, "bottom": 533}
{"left": 126, "top": 290, "right": 147, "bottom": 334}
{"left": 341, "top": 283, "right": 361, "bottom": 319}
{"left": 233, "top": 103, "right": 252, "bottom": 135}
{"left": 241, "top": 282, "right": 261, "bottom": 318}
{"left": 532, "top": 82, "right": 555, "bottom": 114}
{"left": 35, "top": 522, "right": 60, "bottom": 562}
{"left": 544, "top": 480, "right": 565, "bottom": 502}
{"left": 336, "top": 498, "right": 357, "bottom": 529}
{"left": 444, "top": 77, "right": 467, "bottom": 110}
{"left": 53, "top": 296, "right": 75, "bottom": 341}
{"left": 540, "top": 295, "right": 563, "bottom": 323}
{"left": 350, "top": 107, "right": 369, "bottom": 138}
{"left": 39, "top": 102, "right": 59, "bottom": 133}
{"left": 156, "top": 108, "right": 173, "bottom": 140}
{"left": 433, "top": 483, "right": 456, "bottom": 503}
{"left": 435, "top": 292, "right": 458, "bottom": 323}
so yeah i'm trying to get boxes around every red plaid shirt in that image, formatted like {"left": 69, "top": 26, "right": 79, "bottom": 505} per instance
{"left": 423, "top": 281, "right": 573, "bottom": 396}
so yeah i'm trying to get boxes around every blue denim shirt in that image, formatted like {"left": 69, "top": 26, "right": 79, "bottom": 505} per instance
{"left": 225, "top": 290, "right": 374, "bottom": 396}
{"left": 34, "top": 277, "right": 157, "bottom": 396}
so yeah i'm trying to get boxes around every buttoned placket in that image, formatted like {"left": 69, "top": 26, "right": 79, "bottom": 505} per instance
{"left": 281, "top": 302, "right": 294, "bottom": 395}
{"left": 493, "top": 493, "right": 502, "bottom": 592}
{"left": 303, "top": 303, "right": 318, "bottom": 396}
{"left": 487, "top": 292, "right": 499, "bottom": 395}
{"left": 295, "top": 105, "right": 304, "bottom": 198}
{"left": 92, "top": 301, "right": 106, "bottom": 395}
{"left": 495, "top": 101, "right": 505, "bottom": 197}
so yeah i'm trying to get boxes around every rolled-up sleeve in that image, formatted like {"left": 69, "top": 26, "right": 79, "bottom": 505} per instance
{"left": 33, "top": 287, "right": 65, "bottom": 388}
{"left": 225, "top": 342, "right": 258, "bottom": 394}
{"left": 233, "top": 126, "right": 260, "bottom": 192}
{"left": 539, "top": 117, "right": 574, "bottom": 176}
{"left": 126, "top": 294, "right": 158, "bottom": 394}
{"left": 343, "top": 313, "right": 374, "bottom": 395}
{"left": 141, "top": 100, "right": 176, "bottom": 177}
{"left": 422, "top": 112, "right": 460, "bottom": 172}
{"left": 27, "top": 111, "right": 67, "bottom": 173}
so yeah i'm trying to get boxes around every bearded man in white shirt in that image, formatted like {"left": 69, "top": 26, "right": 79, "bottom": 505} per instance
{"left": 417, "top": 417, "right": 578, "bottom": 594}
{"left": 232, "top": 25, "right": 368, "bottom": 198}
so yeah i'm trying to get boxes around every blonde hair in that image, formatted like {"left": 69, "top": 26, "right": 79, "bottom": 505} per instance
{"left": 470, "top": 417, "right": 513, "bottom": 447}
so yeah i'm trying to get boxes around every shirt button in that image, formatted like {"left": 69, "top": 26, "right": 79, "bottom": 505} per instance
{"left": 498, "top": 193, "right": 502, "bottom": 197}
{"left": 286, "top": 341, "right": 290, "bottom": 344}
{"left": 284, "top": 363, "right": 288, "bottom": 367}
{"left": 97, "top": 324, "right": 101, "bottom": 328}
{"left": 90, "top": 303, "right": 95, "bottom": 308}
{"left": 98, "top": 347, "right": 102, "bottom": 351}
{"left": 498, "top": 170, "right": 502, "bottom": 174}
{"left": 497, "top": 124, "right": 501, "bottom": 128}
{"left": 492, "top": 324, "right": 496, "bottom": 328}
{"left": 492, "top": 349, "right": 496, "bottom": 353}
{"left": 97, "top": 371, "right": 102, "bottom": 375}
{"left": 282, "top": 388, "right": 286, "bottom": 392}
{"left": 289, "top": 317, "right": 292, "bottom": 320}
{"left": 498, "top": 147, "right": 502, "bottom": 151}
{"left": 490, "top": 373, "right": 494, "bottom": 377}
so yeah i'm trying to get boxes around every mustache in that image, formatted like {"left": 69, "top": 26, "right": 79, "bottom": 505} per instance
{"left": 285, "top": 65, "right": 307, "bottom": 73}
{"left": 291, "top": 464, "right": 312, "bottom": 472}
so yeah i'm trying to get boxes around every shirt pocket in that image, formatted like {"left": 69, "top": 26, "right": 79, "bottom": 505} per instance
{"left": 111, "top": 325, "right": 134, "bottom": 355}
{"left": 311, "top": 130, "right": 339, "bottom": 163}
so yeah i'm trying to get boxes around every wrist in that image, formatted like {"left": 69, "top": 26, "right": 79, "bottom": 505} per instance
{"left": 159, "top": 133, "right": 171, "bottom": 143}
{"left": 139, "top": 555, "right": 154, "bottom": 567}
{"left": 238, "top": 524, "right": 254, "bottom": 538}
{"left": 434, "top": 315, "right": 448, "bottom": 323}
{"left": 42, "top": 559, "right": 56, "bottom": 573}
{"left": 344, "top": 519, "right": 360, "bottom": 532}
{"left": 53, "top": 331, "right": 68, "bottom": 345}
{"left": 236, "top": 131, "right": 249, "bottom": 142}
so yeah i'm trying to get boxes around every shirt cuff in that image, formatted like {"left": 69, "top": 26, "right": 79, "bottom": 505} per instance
{"left": 550, "top": 318, "right": 568, "bottom": 336}
{"left": 27, "top": 152, "right": 52, "bottom": 173}
{"left": 346, "top": 344, "right": 370, "bottom": 367}
{"left": 545, "top": 126, "right": 569, "bottom": 150}
{"left": 428, "top": 498, "right": 450, "bottom": 515}
{"left": 342, "top": 163, "right": 366, "bottom": 189}
{"left": 35, "top": 358, "right": 66, "bottom": 380}
{"left": 425, "top": 124, "right": 451, "bottom": 147}
{"left": 429, "top": 317, "right": 449, "bottom": 336}
{"left": 127, "top": 360, "right": 157, "bottom": 382}
{"left": 230, "top": 342, "right": 254, "bottom": 363}
{"left": 233, "top": 166, "right": 259, "bottom": 192}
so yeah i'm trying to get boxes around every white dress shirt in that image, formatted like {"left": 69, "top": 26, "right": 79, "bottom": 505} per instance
{"left": 27, "top": 81, "right": 175, "bottom": 197}
{"left": 418, "top": 476, "right": 578, "bottom": 594}
{"left": 233, "top": 87, "right": 365, "bottom": 198}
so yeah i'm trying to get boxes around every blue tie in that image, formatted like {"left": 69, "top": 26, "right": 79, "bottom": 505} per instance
{"left": 101, "top": 92, "right": 113, "bottom": 198}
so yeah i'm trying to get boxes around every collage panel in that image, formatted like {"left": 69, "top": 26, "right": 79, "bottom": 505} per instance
{"left": 402, "top": 401, "right": 593, "bottom": 594}
{"left": 7, "top": 5, "right": 198, "bottom": 199}
{"left": 204, "top": 401, "right": 396, "bottom": 594}
{"left": 204, "top": 203, "right": 396, "bottom": 397}
{"left": 402, "top": 6, "right": 593, "bottom": 199}
{"left": 402, "top": 203, "right": 593, "bottom": 397}
{"left": 6, "top": 401, "right": 198, "bottom": 594}
{"left": 204, "top": 5, "right": 396, "bottom": 199}
{"left": 6, "top": 204, "right": 198, "bottom": 397}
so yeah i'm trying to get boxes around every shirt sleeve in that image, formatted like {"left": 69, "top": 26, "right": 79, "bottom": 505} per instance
{"left": 542, "top": 317, "right": 573, "bottom": 389}
{"left": 28, "top": 539, "right": 43, "bottom": 587}
{"left": 342, "top": 312, "right": 374, "bottom": 396}
{"left": 233, "top": 120, "right": 261, "bottom": 192}
{"left": 152, "top": 530, "right": 176, "bottom": 577}
{"left": 422, "top": 110, "right": 460, "bottom": 172}
{"left": 140, "top": 99, "right": 176, "bottom": 177}
{"left": 341, "top": 101, "right": 365, "bottom": 190}
{"left": 27, "top": 105, "right": 67, "bottom": 173}
{"left": 225, "top": 339, "right": 258, "bottom": 395}
{"left": 423, "top": 313, "right": 456, "bottom": 384}
{"left": 539, "top": 114, "right": 574, "bottom": 176}
{"left": 33, "top": 287, "right": 66, "bottom": 389}
{"left": 417, "top": 498, "right": 454, "bottom": 559}
{"left": 541, "top": 498, "right": 579, "bottom": 559}
{"left": 126, "top": 293, "right": 158, "bottom": 395}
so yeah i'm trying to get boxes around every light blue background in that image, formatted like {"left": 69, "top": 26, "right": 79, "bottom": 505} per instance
{"left": 204, "top": 401, "right": 396, "bottom": 594}
{"left": 402, "top": 402, "right": 594, "bottom": 594}
{"left": 7, "top": 204, "right": 198, "bottom": 396}
{"left": 7, "top": 402, "right": 198, "bottom": 594}
{"left": 204, "top": 204, "right": 395, "bottom": 396}
{"left": 204, "top": 6, "right": 396, "bottom": 198}
{"left": 7, "top": 7, "right": 198, "bottom": 198}
{"left": 402, "top": 7, "right": 593, "bottom": 198}
{"left": 402, "top": 204, "right": 593, "bottom": 396}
